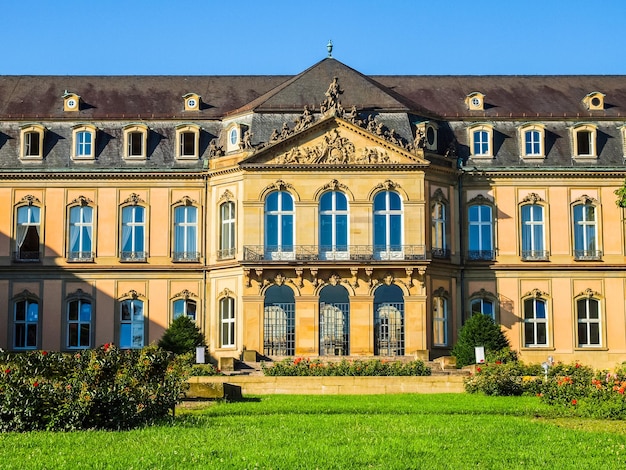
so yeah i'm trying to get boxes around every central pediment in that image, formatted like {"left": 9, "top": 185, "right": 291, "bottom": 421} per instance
{"left": 240, "top": 116, "right": 429, "bottom": 167}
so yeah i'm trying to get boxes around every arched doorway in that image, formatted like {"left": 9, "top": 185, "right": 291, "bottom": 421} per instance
{"left": 264, "top": 285, "right": 295, "bottom": 356}
{"left": 374, "top": 284, "right": 404, "bottom": 356}
{"left": 319, "top": 284, "right": 349, "bottom": 355}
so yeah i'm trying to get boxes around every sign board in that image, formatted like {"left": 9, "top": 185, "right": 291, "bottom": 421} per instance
{"left": 475, "top": 346, "right": 485, "bottom": 364}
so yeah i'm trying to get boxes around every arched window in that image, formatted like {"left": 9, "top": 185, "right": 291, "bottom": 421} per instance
{"left": 319, "top": 191, "right": 349, "bottom": 260}
{"left": 374, "top": 284, "right": 404, "bottom": 356}
{"left": 219, "top": 201, "right": 236, "bottom": 259}
{"left": 67, "top": 296, "right": 92, "bottom": 349}
{"left": 431, "top": 190, "right": 449, "bottom": 258}
{"left": 264, "top": 285, "right": 295, "bottom": 356}
{"left": 173, "top": 298, "right": 197, "bottom": 321}
{"left": 119, "top": 297, "right": 144, "bottom": 349}
{"left": 468, "top": 124, "right": 493, "bottom": 158}
{"left": 373, "top": 191, "right": 403, "bottom": 260}
{"left": 319, "top": 284, "right": 349, "bottom": 356}
{"left": 15, "top": 204, "right": 40, "bottom": 261}
{"left": 220, "top": 297, "right": 236, "bottom": 348}
{"left": 121, "top": 205, "right": 146, "bottom": 261}
{"left": 13, "top": 295, "right": 39, "bottom": 350}
{"left": 264, "top": 191, "right": 295, "bottom": 260}
{"left": 523, "top": 296, "right": 548, "bottom": 347}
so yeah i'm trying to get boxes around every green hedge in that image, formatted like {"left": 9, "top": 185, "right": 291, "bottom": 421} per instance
{"left": 261, "top": 357, "right": 431, "bottom": 376}
{"left": 0, "top": 344, "right": 190, "bottom": 432}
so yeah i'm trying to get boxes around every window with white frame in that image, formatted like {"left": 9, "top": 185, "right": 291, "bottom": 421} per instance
{"left": 264, "top": 191, "right": 294, "bottom": 259}
{"left": 15, "top": 204, "right": 40, "bottom": 261}
{"left": 13, "top": 297, "right": 39, "bottom": 349}
{"left": 431, "top": 200, "right": 448, "bottom": 257}
{"left": 220, "top": 297, "right": 236, "bottom": 347}
{"left": 319, "top": 191, "right": 349, "bottom": 260}
{"left": 68, "top": 205, "right": 94, "bottom": 261}
{"left": 173, "top": 205, "right": 199, "bottom": 261}
{"left": 121, "top": 205, "right": 146, "bottom": 261}
{"left": 373, "top": 190, "right": 403, "bottom": 259}
{"left": 468, "top": 203, "right": 494, "bottom": 260}
{"left": 577, "top": 297, "right": 601, "bottom": 347}
{"left": 572, "top": 125, "right": 597, "bottom": 158}
{"left": 470, "top": 297, "right": 495, "bottom": 320}
{"left": 119, "top": 298, "right": 144, "bottom": 349}
{"left": 523, "top": 297, "right": 548, "bottom": 347}
{"left": 521, "top": 204, "right": 546, "bottom": 260}
{"left": 573, "top": 202, "right": 600, "bottom": 260}
{"left": 219, "top": 201, "right": 236, "bottom": 259}
{"left": 519, "top": 124, "right": 545, "bottom": 158}
{"left": 20, "top": 124, "right": 45, "bottom": 159}
{"left": 67, "top": 297, "right": 92, "bottom": 349}
{"left": 72, "top": 125, "right": 96, "bottom": 160}
{"left": 469, "top": 125, "right": 493, "bottom": 157}
{"left": 123, "top": 124, "right": 148, "bottom": 159}
{"left": 432, "top": 295, "right": 448, "bottom": 346}
{"left": 173, "top": 298, "right": 197, "bottom": 321}
{"left": 176, "top": 124, "right": 200, "bottom": 159}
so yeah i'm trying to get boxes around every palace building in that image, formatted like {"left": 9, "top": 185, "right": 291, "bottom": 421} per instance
{"left": 1, "top": 55, "right": 626, "bottom": 369}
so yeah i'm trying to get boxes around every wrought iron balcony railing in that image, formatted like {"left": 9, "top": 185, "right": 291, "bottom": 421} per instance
{"left": 243, "top": 245, "right": 427, "bottom": 262}
{"left": 120, "top": 251, "right": 147, "bottom": 262}
{"left": 431, "top": 248, "right": 451, "bottom": 259}
{"left": 13, "top": 251, "right": 40, "bottom": 262}
{"left": 67, "top": 251, "right": 94, "bottom": 262}
{"left": 217, "top": 247, "right": 236, "bottom": 260}
{"left": 521, "top": 250, "right": 549, "bottom": 261}
{"left": 574, "top": 250, "right": 602, "bottom": 261}
{"left": 172, "top": 251, "right": 201, "bottom": 262}
{"left": 467, "top": 250, "right": 495, "bottom": 261}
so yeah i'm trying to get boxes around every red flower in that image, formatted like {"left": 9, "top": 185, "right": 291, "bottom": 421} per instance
{"left": 4, "top": 368, "right": 10, "bottom": 374}
{"left": 33, "top": 381, "right": 39, "bottom": 387}
{"left": 103, "top": 343, "right": 111, "bottom": 351}
{"left": 575, "top": 363, "right": 580, "bottom": 368}
{"left": 495, "top": 360, "right": 502, "bottom": 365}
{"left": 571, "top": 399, "right": 577, "bottom": 405}
{"left": 476, "top": 367, "right": 482, "bottom": 373}
{"left": 294, "top": 357, "right": 303, "bottom": 365}
{"left": 41, "top": 351, "right": 48, "bottom": 356}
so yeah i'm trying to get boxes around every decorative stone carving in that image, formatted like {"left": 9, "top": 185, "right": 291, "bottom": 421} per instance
{"left": 219, "top": 288, "right": 232, "bottom": 298}
{"left": 20, "top": 195, "right": 41, "bottom": 206}
{"left": 577, "top": 288, "right": 600, "bottom": 299}
{"left": 432, "top": 188, "right": 448, "bottom": 204}
{"left": 293, "top": 105, "right": 315, "bottom": 132}
{"left": 294, "top": 268, "right": 304, "bottom": 288}
{"left": 522, "top": 193, "right": 544, "bottom": 204}
{"left": 405, "top": 268, "right": 413, "bottom": 287}
{"left": 365, "top": 267, "right": 374, "bottom": 287}
{"left": 119, "top": 289, "right": 142, "bottom": 300}
{"left": 243, "top": 268, "right": 251, "bottom": 287}
{"left": 320, "top": 77, "right": 344, "bottom": 116}
{"left": 470, "top": 288, "right": 494, "bottom": 299}
{"left": 433, "top": 286, "right": 449, "bottom": 297}
{"left": 274, "top": 273, "right": 286, "bottom": 286}
{"left": 329, "top": 273, "right": 341, "bottom": 286}
{"left": 240, "top": 130, "right": 253, "bottom": 150}
{"left": 70, "top": 195, "right": 93, "bottom": 206}
{"left": 310, "top": 268, "right": 319, "bottom": 286}
{"left": 373, "top": 179, "right": 401, "bottom": 192}
{"left": 275, "top": 129, "right": 355, "bottom": 165}
{"left": 209, "top": 138, "right": 224, "bottom": 157}
{"left": 356, "top": 147, "right": 392, "bottom": 164}
{"left": 350, "top": 267, "right": 359, "bottom": 288}
{"left": 383, "top": 273, "right": 394, "bottom": 286}
{"left": 172, "top": 289, "right": 196, "bottom": 300}
{"left": 467, "top": 194, "right": 491, "bottom": 205}
{"left": 123, "top": 193, "right": 144, "bottom": 205}
{"left": 523, "top": 288, "right": 548, "bottom": 299}
{"left": 218, "top": 189, "right": 234, "bottom": 203}
{"left": 174, "top": 195, "right": 196, "bottom": 206}
{"left": 574, "top": 194, "right": 597, "bottom": 205}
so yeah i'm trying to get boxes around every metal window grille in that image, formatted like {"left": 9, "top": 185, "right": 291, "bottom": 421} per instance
{"left": 374, "top": 303, "right": 404, "bottom": 356}
{"left": 319, "top": 302, "right": 349, "bottom": 356}
{"left": 264, "top": 303, "right": 295, "bottom": 356}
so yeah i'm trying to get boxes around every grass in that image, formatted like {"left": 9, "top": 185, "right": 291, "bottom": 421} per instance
{"left": 1, "top": 394, "right": 625, "bottom": 469}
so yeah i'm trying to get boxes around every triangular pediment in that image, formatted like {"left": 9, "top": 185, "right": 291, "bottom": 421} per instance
{"left": 240, "top": 116, "right": 429, "bottom": 168}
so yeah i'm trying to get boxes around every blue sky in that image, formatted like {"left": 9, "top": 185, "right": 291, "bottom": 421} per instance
{"left": 3, "top": 0, "right": 626, "bottom": 76}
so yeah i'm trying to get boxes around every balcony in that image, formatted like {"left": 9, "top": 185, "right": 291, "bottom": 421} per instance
{"left": 521, "top": 250, "right": 549, "bottom": 261}
{"left": 13, "top": 251, "right": 40, "bottom": 262}
{"left": 217, "top": 247, "right": 236, "bottom": 260}
{"left": 120, "top": 251, "right": 147, "bottom": 262}
{"left": 67, "top": 251, "right": 94, "bottom": 262}
{"left": 574, "top": 250, "right": 602, "bottom": 261}
{"left": 243, "top": 245, "right": 427, "bottom": 262}
{"left": 467, "top": 250, "right": 495, "bottom": 261}
{"left": 172, "top": 251, "right": 201, "bottom": 262}
{"left": 431, "top": 248, "right": 451, "bottom": 259}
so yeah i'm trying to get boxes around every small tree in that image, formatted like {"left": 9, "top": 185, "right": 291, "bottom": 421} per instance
{"left": 451, "top": 313, "right": 511, "bottom": 368}
{"left": 158, "top": 316, "right": 206, "bottom": 355}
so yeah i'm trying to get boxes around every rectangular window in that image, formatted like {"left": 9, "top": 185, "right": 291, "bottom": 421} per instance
{"left": 76, "top": 131, "right": 93, "bottom": 157}
{"left": 471, "top": 298, "right": 494, "bottom": 320}
{"left": 128, "top": 132, "right": 143, "bottom": 157}
{"left": 220, "top": 297, "right": 235, "bottom": 347}
{"left": 174, "top": 206, "right": 199, "bottom": 261}
{"left": 120, "top": 299, "right": 144, "bottom": 349}
{"left": 180, "top": 132, "right": 196, "bottom": 157}
{"left": 25, "top": 131, "right": 40, "bottom": 157}
{"left": 121, "top": 206, "right": 146, "bottom": 261}
{"left": 473, "top": 130, "right": 490, "bottom": 156}
{"left": 524, "top": 298, "right": 548, "bottom": 347}
{"left": 521, "top": 204, "right": 546, "bottom": 260}
{"left": 14, "top": 299, "right": 38, "bottom": 349}
{"left": 69, "top": 206, "right": 93, "bottom": 261}
{"left": 576, "top": 130, "right": 592, "bottom": 156}
{"left": 577, "top": 298, "right": 601, "bottom": 347}
{"left": 525, "top": 130, "right": 541, "bottom": 156}
{"left": 432, "top": 297, "right": 448, "bottom": 346}
{"left": 173, "top": 299, "right": 197, "bottom": 321}
{"left": 573, "top": 204, "right": 599, "bottom": 259}
{"left": 219, "top": 202, "right": 236, "bottom": 259}
{"left": 67, "top": 299, "right": 92, "bottom": 348}
{"left": 468, "top": 204, "right": 493, "bottom": 260}
{"left": 431, "top": 202, "right": 447, "bottom": 257}
{"left": 16, "top": 205, "right": 40, "bottom": 261}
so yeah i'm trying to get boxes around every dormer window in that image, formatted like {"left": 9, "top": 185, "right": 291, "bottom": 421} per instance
{"left": 571, "top": 124, "right": 597, "bottom": 159}
{"left": 582, "top": 92, "right": 605, "bottom": 111}
{"left": 183, "top": 93, "right": 201, "bottom": 111}
{"left": 518, "top": 123, "right": 545, "bottom": 159}
{"left": 72, "top": 124, "right": 97, "bottom": 160}
{"left": 465, "top": 92, "right": 485, "bottom": 111}
{"left": 123, "top": 123, "right": 148, "bottom": 160}
{"left": 226, "top": 124, "right": 241, "bottom": 152}
{"left": 63, "top": 91, "right": 81, "bottom": 112}
{"left": 176, "top": 123, "right": 200, "bottom": 159}
{"left": 468, "top": 123, "right": 493, "bottom": 158}
{"left": 20, "top": 124, "right": 45, "bottom": 160}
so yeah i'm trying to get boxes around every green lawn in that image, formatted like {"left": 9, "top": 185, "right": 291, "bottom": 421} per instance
{"left": 1, "top": 394, "right": 625, "bottom": 469}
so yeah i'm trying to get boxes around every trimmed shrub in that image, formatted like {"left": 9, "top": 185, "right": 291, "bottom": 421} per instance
{"left": 158, "top": 316, "right": 206, "bottom": 355}
{"left": 451, "top": 314, "right": 511, "bottom": 368}
{"left": 464, "top": 361, "right": 537, "bottom": 396}
{"left": 0, "top": 344, "right": 190, "bottom": 432}
{"left": 261, "top": 358, "right": 431, "bottom": 377}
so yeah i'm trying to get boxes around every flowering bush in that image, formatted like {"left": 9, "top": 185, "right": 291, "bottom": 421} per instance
{"left": 463, "top": 361, "right": 537, "bottom": 396}
{"left": 261, "top": 358, "right": 431, "bottom": 377}
{"left": 189, "top": 363, "right": 221, "bottom": 376}
{"left": 0, "top": 344, "right": 190, "bottom": 432}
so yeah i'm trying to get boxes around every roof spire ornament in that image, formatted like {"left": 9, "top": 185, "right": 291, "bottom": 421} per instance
{"left": 327, "top": 40, "right": 333, "bottom": 58}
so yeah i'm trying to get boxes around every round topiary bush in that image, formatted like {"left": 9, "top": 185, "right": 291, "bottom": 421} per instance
{"left": 158, "top": 316, "right": 206, "bottom": 355}
{"left": 452, "top": 313, "right": 511, "bottom": 368}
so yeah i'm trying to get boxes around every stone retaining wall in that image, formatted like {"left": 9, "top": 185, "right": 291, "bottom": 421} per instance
{"left": 187, "top": 375, "right": 465, "bottom": 397}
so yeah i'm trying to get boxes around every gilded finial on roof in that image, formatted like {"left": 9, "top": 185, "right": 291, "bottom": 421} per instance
{"left": 327, "top": 40, "right": 333, "bottom": 58}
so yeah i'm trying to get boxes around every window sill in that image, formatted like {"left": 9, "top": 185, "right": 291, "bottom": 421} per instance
{"left": 574, "top": 346, "right": 607, "bottom": 351}
{"left": 521, "top": 346, "right": 554, "bottom": 351}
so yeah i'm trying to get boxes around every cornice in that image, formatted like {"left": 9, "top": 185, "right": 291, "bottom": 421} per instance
{"left": 0, "top": 170, "right": 205, "bottom": 180}
{"left": 462, "top": 168, "right": 626, "bottom": 179}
